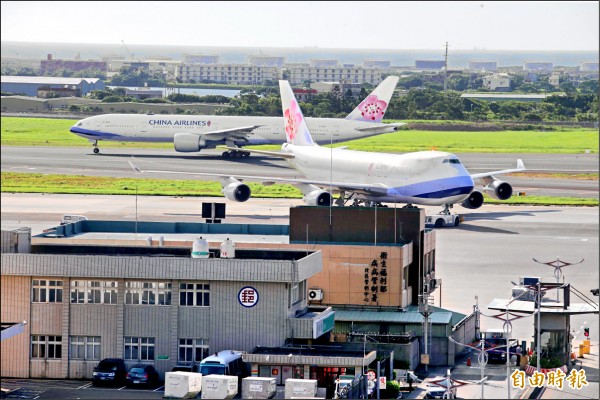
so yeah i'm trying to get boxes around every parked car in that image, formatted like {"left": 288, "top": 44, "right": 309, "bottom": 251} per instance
{"left": 171, "top": 362, "right": 199, "bottom": 373}
{"left": 92, "top": 358, "right": 127, "bottom": 386}
{"left": 126, "top": 364, "right": 160, "bottom": 388}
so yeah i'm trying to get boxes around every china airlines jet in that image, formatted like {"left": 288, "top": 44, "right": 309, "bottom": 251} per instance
{"left": 71, "top": 76, "right": 403, "bottom": 158}
{"left": 130, "top": 81, "right": 525, "bottom": 215}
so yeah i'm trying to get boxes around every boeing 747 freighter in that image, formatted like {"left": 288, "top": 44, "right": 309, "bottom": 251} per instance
{"left": 130, "top": 80, "right": 525, "bottom": 218}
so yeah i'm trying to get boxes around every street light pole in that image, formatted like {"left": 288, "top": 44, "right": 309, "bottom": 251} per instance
{"left": 536, "top": 282, "right": 541, "bottom": 372}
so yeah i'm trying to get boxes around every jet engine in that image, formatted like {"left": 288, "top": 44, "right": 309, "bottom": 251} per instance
{"left": 173, "top": 133, "right": 207, "bottom": 152}
{"left": 484, "top": 180, "right": 513, "bottom": 200}
{"left": 461, "top": 191, "right": 484, "bottom": 209}
{"left": 303, "top": 190, "right": 332, "bottom": 206}
{"left": 223, "top": 181, "right": 251, "bottom": 202}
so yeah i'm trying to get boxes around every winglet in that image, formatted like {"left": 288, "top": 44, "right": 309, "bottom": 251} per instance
{"left": 128, "top": 159, "right": 142, "bottom": 173}
{"left": 517, "top": 159, "right": 525, "bottom": 171}
{"left": 346, "top": 75, "right": 399, "bottom": 122}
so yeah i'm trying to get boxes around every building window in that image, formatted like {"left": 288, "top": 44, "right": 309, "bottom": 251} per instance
{"left": 32, "top": 279, "right": 63, "bottom": 303}
{"left": 70, "top": 336, "right": 101, "bottom": 360}
{"left": 124, "top": 337, "right": 155, "bottom": 361}
{"left": 31, "top": 335, "right": 62, "bottom": 359}
{"left": 178, "top": 339, "right": 209, "bottom": 363}
{"left": 125, "top": 281, "right": 172, "bottom": 305}
{"left": 179, "top": 283, "right": 210, "bottom": 307}
{"left": 289, "top": 280, "right": 306, "bottom": 306}
{"left": 70, "top": 280, "right": 117, "bottom": 304}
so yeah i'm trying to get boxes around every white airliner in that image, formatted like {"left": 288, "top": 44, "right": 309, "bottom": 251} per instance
{"left": 70, "top": 76, "right": 403, "bottom": 158}
{"left": 130, "top": 80, "right": 526, "bottom": 214}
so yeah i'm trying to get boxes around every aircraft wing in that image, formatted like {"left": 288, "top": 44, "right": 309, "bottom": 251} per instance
{"left": 200, "top": 125, "right": 262, "bottom": 140}
{"left": 354, "top": 122, "right": 406, "bottom": 132}
{"left": 470, "top": 159, "right": 525, "bottom": 182}
{"left": 128, "top": 159, "right": 389, "bottom": 196}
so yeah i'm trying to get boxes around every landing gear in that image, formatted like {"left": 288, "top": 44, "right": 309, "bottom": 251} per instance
{"left": 91, "top": 140, "right": 100, "bottom": 154}
{"left": 221, "top": 150, "right": 249, "bottom": 159}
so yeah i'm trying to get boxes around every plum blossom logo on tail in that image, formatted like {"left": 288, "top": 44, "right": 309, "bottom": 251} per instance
{"left": 358, "top": 95, "right": 388, "bottom": 121}
{"left": 284, "top": 100, "right": 302, "bottom": 142}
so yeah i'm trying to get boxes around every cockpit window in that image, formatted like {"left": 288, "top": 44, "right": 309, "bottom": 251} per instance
{"left": 442, "top": 159, "right": 461, "bottom": 164}
{"left": 77, "top": 122, "right": 82, "bottom": 126}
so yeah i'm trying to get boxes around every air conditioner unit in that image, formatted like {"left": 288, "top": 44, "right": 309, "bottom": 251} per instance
{"left": 308, "top": 289, "right": 323, "bottom": 301}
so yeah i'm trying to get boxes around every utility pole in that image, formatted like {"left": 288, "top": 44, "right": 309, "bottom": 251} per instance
{"left": 443, "top": 42, "right": 449, "bottom": 91}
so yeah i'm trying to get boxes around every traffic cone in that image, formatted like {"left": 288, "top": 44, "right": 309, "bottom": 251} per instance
{"left": 467, "top": 357, "right": 471, "bottom": 366}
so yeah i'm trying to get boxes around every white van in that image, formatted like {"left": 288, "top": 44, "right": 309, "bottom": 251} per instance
{"left": 60, "top": 214, "right": 88, "bottom": 225}
{"left": 199, "top": 350, "right": 246, "bottom": 378}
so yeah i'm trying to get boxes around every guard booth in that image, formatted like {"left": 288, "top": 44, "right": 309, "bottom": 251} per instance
{"left": 488, "top": 280, "right": 599, "bottom": 372}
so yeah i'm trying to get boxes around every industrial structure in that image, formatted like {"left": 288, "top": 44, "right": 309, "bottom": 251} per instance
{"left": 0, "top": 76, "right": 105, "bottom": 97}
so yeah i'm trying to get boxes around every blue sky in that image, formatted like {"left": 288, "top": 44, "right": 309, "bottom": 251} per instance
{"left": 1, "top": 1, "right": 598, "bottom": 51}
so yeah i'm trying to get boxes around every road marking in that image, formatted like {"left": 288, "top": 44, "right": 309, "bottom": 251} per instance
{"left": 154, "top": 386, "right": 164, "bottom": 392}
{"left": 77, "top": 382, "right": 93, "bottom": 389}
{"left": 117, "top": 385, "right": 127, "bottom": 390}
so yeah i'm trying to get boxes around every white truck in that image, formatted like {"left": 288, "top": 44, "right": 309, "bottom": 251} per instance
{"left": 425, "top": 213, "right": 462, "bottom": 228}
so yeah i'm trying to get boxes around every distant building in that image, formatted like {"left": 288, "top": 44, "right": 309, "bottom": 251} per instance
{"left": 580, "top": 62, "right": 599, "bottom": 72}
{"left": 248, "top": 56, "right": 285, "bottom": 67}
{"left": 363, "top": 60, "right": 391, "bottom": 69}
{"left": 292, "top": 88, "right": 317, "bottom": 101}
{"left": 40, "top": 54, "right": 106, "bottom": 75}
{"left": 549, "top": 72, "right": 561, "bottom": 86}
{"left": 183, "top": 54, "right": 220, "bottom": 64}
{"left": 483, "top": 73, "right": 511, "bottom": 92}
{"left": 1, "top": 76, "right": 105, "bottom": 97}
{"left": 286, "top": 66, "right": 385, "bottom": 86}
{"left": 468, "top": 61, "right": 497, "bottom": 72}
{"left": 523, "top": 62, "right": 553, "bottom": 73}
{"left": 415, "top": 60, "right": 446, "bottom": 70}
{"left": 310, "top": 81, "right": 363, "bottom": 96}
{"left": 175, "top": 64, "right": 281, "bottom": 84}
{"left": 125, "top": 88, "right": 163, "bottom": 100}
{"left": 310, "top": 59, "right": 339, "bottom": 68}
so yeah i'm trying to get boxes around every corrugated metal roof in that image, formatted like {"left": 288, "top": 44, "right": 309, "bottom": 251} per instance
{"left": 333, "top": 309, "right": 452, "bottom": 325}
{"left": 1, "top": 76, "right": 101, "bottom": 85}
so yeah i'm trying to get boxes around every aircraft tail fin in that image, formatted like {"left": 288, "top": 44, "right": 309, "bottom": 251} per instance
{"left": 345, "top": 75, "right": 399, "bottom": 122}
{"left": 279, "top": 80, "right": 316, "bottom": 146}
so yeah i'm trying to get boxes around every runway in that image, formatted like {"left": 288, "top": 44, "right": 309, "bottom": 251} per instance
{"left": 1, "top": 146, "right": 598, "bottom": 199}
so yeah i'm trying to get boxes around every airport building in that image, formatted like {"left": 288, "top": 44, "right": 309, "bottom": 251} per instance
{"left": 0, "top": 228, "right": 333, "bottom": 379}
{"left": 0, "top": 206, "right": 476, "bottom": 380}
